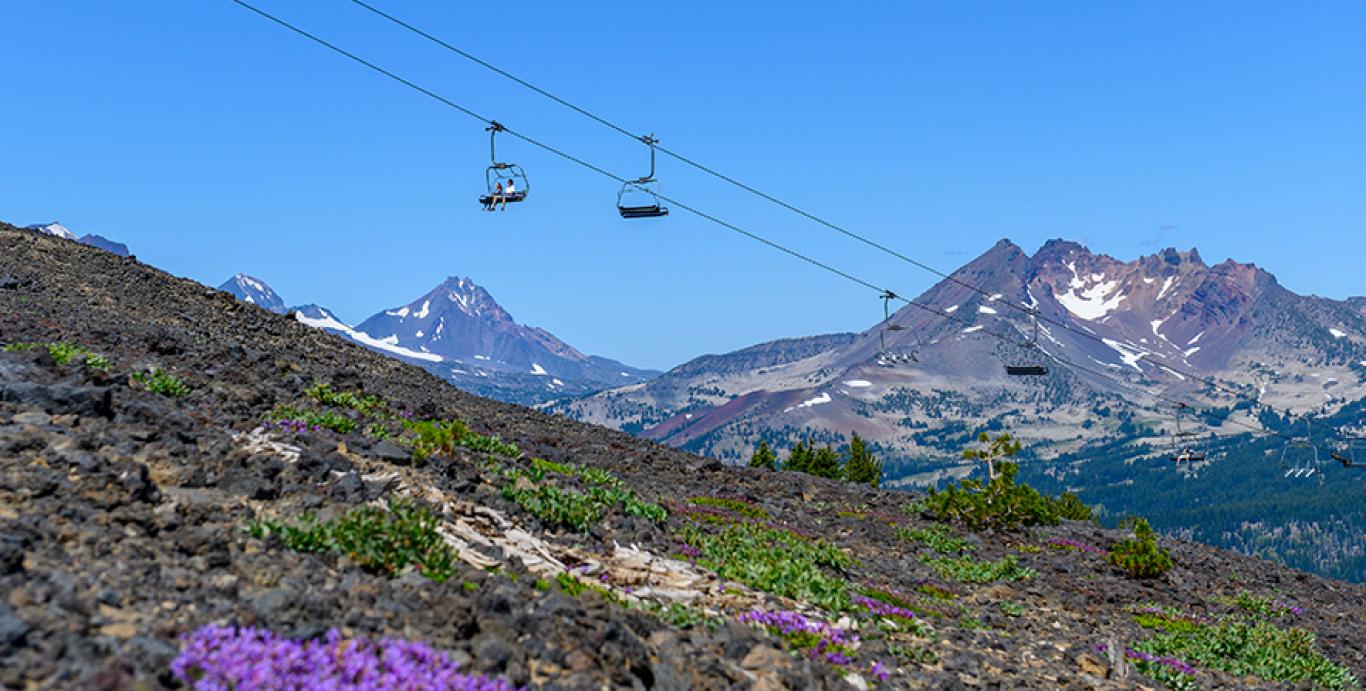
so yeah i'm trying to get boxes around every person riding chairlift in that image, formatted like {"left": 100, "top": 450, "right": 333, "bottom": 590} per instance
{"left": 501, "top": 179, "right": 515, "bottom": 210}
{"left": 484, "top": 181, "right": 506, "bottom": 212}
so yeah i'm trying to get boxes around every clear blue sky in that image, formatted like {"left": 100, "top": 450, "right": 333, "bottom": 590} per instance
{"left": 3, "top": 1, "right": 1363, "bottom": 370}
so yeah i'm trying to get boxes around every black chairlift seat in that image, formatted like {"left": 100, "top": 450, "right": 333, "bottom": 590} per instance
{"left": 478, "top": 190, "right": 527, "bottom": 206}
{"left": 618, "top": 202, "right": 668, "bottom": 219}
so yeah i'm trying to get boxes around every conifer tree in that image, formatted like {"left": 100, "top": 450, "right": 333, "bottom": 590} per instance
{"left": 809, "top": 445, "right": 843, "bottom": 479}
{"left": 842, "top": 432, "right": 883, "bottom": 488}
{"left": 785, "top": 439, "right": 814, "bottom": 474}
{"left": 749, "top": 439, "right": 778, "bottom": 470}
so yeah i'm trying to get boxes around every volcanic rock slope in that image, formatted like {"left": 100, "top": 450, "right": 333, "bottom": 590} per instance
{"left": 3, "top": 223, "right": 1366, "bottom": 689}
{"left": 554, "top": 239, "right": 1366, "bottom": 468}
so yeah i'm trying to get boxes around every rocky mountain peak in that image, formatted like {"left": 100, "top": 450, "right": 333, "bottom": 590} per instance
{"left": 217, "top": 273, "right": 287, "bottom": 314}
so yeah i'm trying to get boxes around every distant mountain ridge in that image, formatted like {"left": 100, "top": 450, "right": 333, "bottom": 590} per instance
{"left": 22, "top": 222, "right": 130, "bottom": 256}
{"left": 551, "top": 239, "right": 1366, "bottom": 469}
{"left": 218, "top": 275, "right": 656, "bottom": 406}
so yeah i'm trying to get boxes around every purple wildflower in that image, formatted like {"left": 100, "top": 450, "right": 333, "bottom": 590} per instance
{"left": 738, "top": 609, "right": 857, "bottom": 667}
{"left": 1095, "top": 643, "right": 1197, "bottom": 677}
{"left": 170, "top": 625, "right": 517, "bottom": 690}
{"left": 869, "top": 660, "right": 889, "bottom": 682}
{"left": 854, "top": 596, "right": 919, "bottom": 621}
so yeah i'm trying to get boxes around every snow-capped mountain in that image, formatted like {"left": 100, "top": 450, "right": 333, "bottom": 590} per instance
{"left": 24, "top": 222, "right": 77, "bottom": 240}
{"left": 218, "top": 275, "right": 657, "bottom": 405}
{"left": 347, "top": 276, "right": 656, "bottom": 395}
{"left": 217, "top": 273, "right": 287, "bottom": 314}
{"left": 551, "top": 239, "right": 1366, "bottom": 470}
{"left": 22, "top": 222, "right": 131, "bottom": 256}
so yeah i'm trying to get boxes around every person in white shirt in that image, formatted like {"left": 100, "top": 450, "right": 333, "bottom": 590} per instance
{"left": 500, "top": 179, "right": 515, "bottom": 210}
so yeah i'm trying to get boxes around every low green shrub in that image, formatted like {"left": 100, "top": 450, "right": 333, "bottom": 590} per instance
{"left": 247, "top": 500, "right": 456, "bottom": 583}
{"left": 921, "top": 462, "right": 1091, "bottom": 531}
{"left": 268, "top": 405, "right": 358, "bottom": 434}
{"left": 403, "top": 418, "right": 519, "bottom": 460}
{"left": 898, "top": 525, "right": 972, "bottom": 554}
{"left": 4, "top": 342, "right": 112, "bottom": 370}
{"left": 681, "top": 523, "right": 851, "bottom": 612}
{"left": 131, "top": 368, "right": 190, "bottom": 397}
{"left": 922, "top": 554, "right": 1036, "bottom": 584}
{"left": 1107, "top": 519, "right": 1173, "bottom": 578}
{"left": 1133, "top": 617, "right": 1355, "bottom": 689}
{"left": 306, "top": 383, "right": 387, "bottom": 417}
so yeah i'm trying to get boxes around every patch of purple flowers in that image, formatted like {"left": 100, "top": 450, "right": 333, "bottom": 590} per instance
{"left": 171, "top": 625, "right": 516, "bottom": 690}
{"left": 270, "top": 418, "right": 322, "bottom": 433}
{"left": 1095, "top": 643, "right": 1198, "bottom": 677}
{"left": 1047, "top": 537, "right": 1106, "bottom": 554}
{"left": 1273, "top": 600, "right": 1304, "bottom": 616}
{"left": 854, "top": 596, "right": 919, "bottom": 621}
{"left": 868, "top": 660, "right": 890, "bottom": 682}
{"left": 738, "top": 609, "right": 857, "bottom": 667}
{"left": 674, "top": 543, "right": 702, "bottom": 560}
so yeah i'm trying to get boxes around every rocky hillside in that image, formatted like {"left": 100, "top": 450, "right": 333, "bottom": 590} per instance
{"left": 553, "top": 239, "right": 1366, "bottom": 467}
{"left": 3, "top": 222, "right": 1365, "bottom": 690}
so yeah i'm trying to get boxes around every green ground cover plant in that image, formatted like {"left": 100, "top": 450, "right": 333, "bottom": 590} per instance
{"left": 4, "top": 341, "right": 112, "bottom": 370}
{"left": 267, "top": 405, "right": 358, "bottom": 434}
{"left": 898, "top": 524, "right": 973, "bottom": 554}
{"left": 681, "top": 523, "right": 852, "bottom": 611}
{"left": 247, "top": 500, "right": 456, "bottom": 583}
{"left": 1132, "top": 615, "right": 1355, "bottom": 689}
{"left": 131, "top": 367, "right": 190, "bottom": 397}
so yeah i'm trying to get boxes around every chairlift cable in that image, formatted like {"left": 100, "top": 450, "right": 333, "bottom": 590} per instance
{"left": 345, "top": 0, "right": 1359, "bottom": 446}
{"left": 230, "top": 0, "right": 1325, "bottom": 459}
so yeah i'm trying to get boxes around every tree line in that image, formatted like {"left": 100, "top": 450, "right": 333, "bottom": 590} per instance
{"left": 747, "top": 432, "right": 883, "bottom": 487}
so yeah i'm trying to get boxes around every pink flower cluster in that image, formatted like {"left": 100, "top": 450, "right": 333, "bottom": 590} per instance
{"left": 738, "top": 609, "right": 857, "bottom": 666}
{"left": 170, "top": 625, "right": 516, "bottom": 690}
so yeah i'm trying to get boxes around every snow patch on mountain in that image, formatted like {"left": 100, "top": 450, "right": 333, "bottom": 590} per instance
{"left": 24, "top": 222, "right": 77, "bottom": 240}
{"left": 844, "top": 380, "right": 873, "bottom": 388}
{"left": 786, "top": 392, "right": 832, "bottom": 412}
{"left": 1057, "top": 262, "right": 1127, "bottom": 320}
{"left": 1330, "top": 328, "right": 1346, "bottom": 339}
{"left": 1102, "top": 338, "right": 1146, "bottom": 371}
{"left": 294, "top": 310, "right": 443, "bottom": 363}
{"left": 978, "top": 305, "right": 997, "bottom": 315}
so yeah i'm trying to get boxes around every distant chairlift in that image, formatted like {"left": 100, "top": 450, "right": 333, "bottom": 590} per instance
{"left": 877, "top": 290, "right": 918, "bottom": 366}
{"left": 1280, "top": 420, "right": 1322, "bottom": 478}
{"left": 1168, "top": 403, "right": 1207, "bottom": 464}
{"left": 1005, "top": 311, "right": 1049, "bottom": 376}
{"left": 617, "top": 134, "right": 669, "bottom": 219}
{"left": 478, "top": 122, "right": 529, "bottom": 209}
{"left": 1331, "top": 438, "right": 1365, "bottom": 469}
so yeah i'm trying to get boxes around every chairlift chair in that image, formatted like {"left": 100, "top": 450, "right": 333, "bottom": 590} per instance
{"left": 876, "top": 290, "right": 919, "bottom": 366}
{"left": 1331, "top": 438, "right": 1365, "bottom": 469}
{"left": 1005, "top": 312, "right": 1049, "bottom": 376}
{"left": 478, "top": 122, "right": 529, "bottom": 209}
{"left": 1279, "top": 420, "right": 1321, "bottom": 478}
{"left": 617, "top": 134, "right": 669, "bottom": 219}
{"left": 1168, "top": 403, "right": 1207, "bottom": 463}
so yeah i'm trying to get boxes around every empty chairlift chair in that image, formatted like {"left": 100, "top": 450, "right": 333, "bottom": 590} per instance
{"left": 1280, "top": 421, "right": 1322, "bottom": 478}
{"left": 1005, "top": 312, "right": 1049, "bottom": 376}
{"left": 877, "top": 291, "right": 919, "bottom": 366}
{"left": 617, "top": 135, "right": 669, "bottom": 219}
{"left": 478, "top": 122, "right": 529, "bottom": 209}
